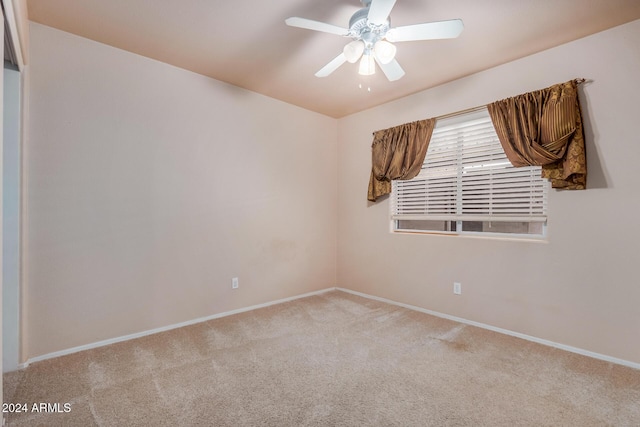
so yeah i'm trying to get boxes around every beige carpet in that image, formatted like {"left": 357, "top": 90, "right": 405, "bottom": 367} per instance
{"left": 3, "top": 290, "right": 640, "bottom": 426}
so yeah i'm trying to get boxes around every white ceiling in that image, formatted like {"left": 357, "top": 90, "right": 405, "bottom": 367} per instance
{"left": 27, "top": 0, "right": 640, "bottom": 118}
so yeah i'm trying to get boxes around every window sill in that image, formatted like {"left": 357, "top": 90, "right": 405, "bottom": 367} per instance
{"left": 392, "top": 229, "right": 549, "bottom": 243}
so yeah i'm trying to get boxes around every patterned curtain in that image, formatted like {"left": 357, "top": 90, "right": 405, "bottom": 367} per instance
{"left": 487, "top": 79, "right": 587, "bottom": 189}
{"left": 367, "top": 118, "right": 436, "bottom": 202}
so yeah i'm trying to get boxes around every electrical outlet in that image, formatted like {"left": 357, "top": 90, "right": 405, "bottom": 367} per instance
{"left": 232, "top": 277, "right": 239, "bottom": 289}
{"left": 453, "top": 282, "right": 462, "bottom": 295}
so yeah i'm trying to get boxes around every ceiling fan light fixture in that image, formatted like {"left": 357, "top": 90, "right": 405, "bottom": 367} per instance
{"left": 344, "top": 40, "right": 365, "bottom": 63}
{"left": 358, "top": 53, "right": 376, "bottom": 76}
{"left": 374, "top": 40, "right": 396, "bottom": 64}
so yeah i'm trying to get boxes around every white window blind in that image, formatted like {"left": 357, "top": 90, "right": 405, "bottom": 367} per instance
{"left": 391, "top": 108, "right": 549, "bottom": 236}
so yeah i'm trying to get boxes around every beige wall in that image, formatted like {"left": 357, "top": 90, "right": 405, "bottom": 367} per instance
{"left": 337, "top": 20, "right": 640, "bottom": 364}
{"left": 25, "top": 23, "right": 337, "bottom": 359}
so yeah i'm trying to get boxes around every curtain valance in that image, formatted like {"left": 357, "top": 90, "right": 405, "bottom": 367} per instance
{"left": 367, "top": 79, "right": 587, "bottom": 202}
{"left": 487, "top": 79, "right": 587, "bottom": 189}
{"left": 367, "top": 118, "right": 436, "bottom": 202}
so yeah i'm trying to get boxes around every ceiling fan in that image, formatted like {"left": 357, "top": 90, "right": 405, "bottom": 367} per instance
{"left": 285, "top": 0, "right": 463, "bottom": 81}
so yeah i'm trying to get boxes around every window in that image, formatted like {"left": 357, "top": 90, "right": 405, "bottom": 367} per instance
{"left": 391, "top": 108, "right": 549, "bottom": 238}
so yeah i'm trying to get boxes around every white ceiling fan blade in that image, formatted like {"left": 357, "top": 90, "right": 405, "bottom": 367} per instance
{"left": 315, "top": 53, "right": 348, "bottom": 77}
{"left": 367, "top": 0, "right": 397, "bottom": 26}
{"left": 386, "top": 19, "right": 464, "bottom": 42}
{"left": 374, "top": 56, "right": 405, "bottom": 81}
{"left": 285, "top": 17, "right": 349, "bottom": 36}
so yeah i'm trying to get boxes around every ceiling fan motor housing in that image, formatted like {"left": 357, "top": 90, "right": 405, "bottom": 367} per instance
{"left": 349, "top": 7, "right": 390, "bottom": 47}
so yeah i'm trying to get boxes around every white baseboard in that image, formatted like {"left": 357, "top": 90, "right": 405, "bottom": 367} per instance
{"left": 21, "top": 287, "right": 337, "bottom": 368}
{"left": 337, "top": 287, "right": 640, "bottom": 371}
